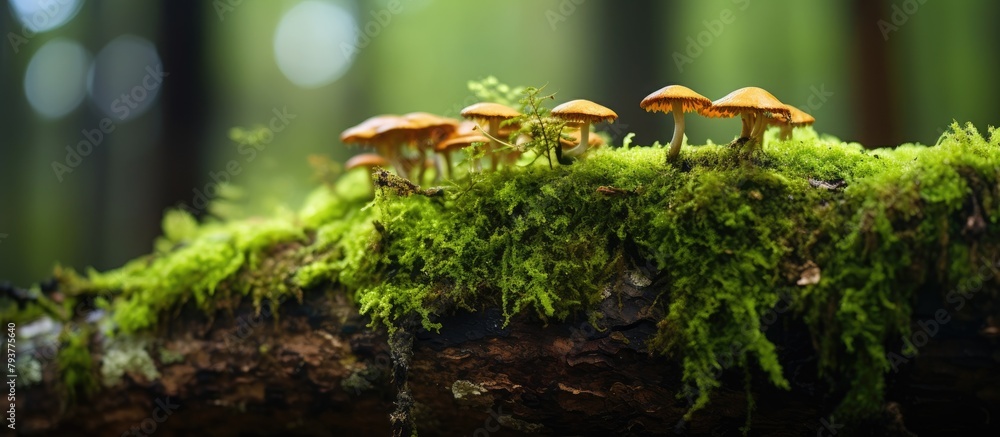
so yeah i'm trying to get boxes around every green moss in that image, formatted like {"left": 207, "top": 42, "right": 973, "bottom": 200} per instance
{"left": 340, "top": 122, "right": 999, "bottom": 421}
{"left": 42, "top": 119, "right": 1000, "bottom": 428}
{"left": 56, "top": 327, "right": 98, "bottom": 402}
{"left": 56, "top": 207, "right": 312, "bottom": 333}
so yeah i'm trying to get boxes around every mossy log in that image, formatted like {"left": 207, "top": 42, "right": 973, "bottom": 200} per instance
{"left": 15, "top": 272, "right": 1000, "bottom": 436}
{"left": 8, "top": 124, "right": 1000, "bottom": 435}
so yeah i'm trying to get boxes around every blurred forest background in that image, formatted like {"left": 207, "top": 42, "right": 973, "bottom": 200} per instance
{"left": 0, "top": 0, "right": 998, "bottom": 286}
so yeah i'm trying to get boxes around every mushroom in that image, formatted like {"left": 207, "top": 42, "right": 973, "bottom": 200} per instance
{"left": 698, "top": 87, "right": 790, "bottom": 150}
{"left": 345, "top": 153, "right": 389, "bottom": 192}
{"left": 340, "top": 115, "right": 406, "bottom": 175}
{"left": 550, "top": 99, "right": 618, "bottom": 158}
{"left": 434, "top": 132, "right": 489, "bottom": 180}
{"left": 431, "top": 121, "right": 478, "bottom": 180}
{"left": 639, "top": 85, "right": 712, "bottom": 163}
{"left": 460, "top": 103, "right": 521, "bottom": 171}
{"left": 399, "top": 112, "right": 458, "bottom": 182}
{"left": 559, "top": 127, "right": 605, "bottom": 151}
{"left": 770, "top": 105, "right": 815, "bottom": 140}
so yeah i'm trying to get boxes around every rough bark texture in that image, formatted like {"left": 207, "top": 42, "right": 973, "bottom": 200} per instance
{"left": 18, "top": 271, "right": 1000, "bottom": 436}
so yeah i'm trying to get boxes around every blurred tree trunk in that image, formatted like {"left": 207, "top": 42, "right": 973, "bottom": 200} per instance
{"left": 851, "top": 0, "right": 900, "bottom": 147}
{"left": 156, "top": 1, "right": 206, "bottom": 217}
{"left": 595, "top": 0, "right": 667, "bottom": 145}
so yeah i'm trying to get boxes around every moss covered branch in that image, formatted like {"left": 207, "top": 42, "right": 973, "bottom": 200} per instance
{"left": 5, "top": 123, "right": 1000, "bottom": 435}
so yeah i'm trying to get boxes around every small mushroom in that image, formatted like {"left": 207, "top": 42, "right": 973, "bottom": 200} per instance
{"left": 373, "top": 112, "right": 458, "bottom": 183}
{"left": 460, "top": 103, "right": 521, "bottom": 171}
{"left": 550, "top": 99, "right": 618, "bottom": 158}
{"left": 340, "top": 115, "right": 406, "bottom": 175}
{"left": 699, "top": 87, "right": 791, "bottom": 150}
{"left": 345, "top": 153, "right": 389, "bottom": 192}
{"left": 434, "top": 133, "right": 489, "bottom": 180}
{"left": 400, "top": 112, "right": 459, "bottom": 182}
{"left": 639, "top": 85, "right": 712, "bottom": 163}
{"left": 770, "top": 105, "right": 815, "bottom": 140}
{"left": 559, "top": 127, "right": 605, "bottom": 151}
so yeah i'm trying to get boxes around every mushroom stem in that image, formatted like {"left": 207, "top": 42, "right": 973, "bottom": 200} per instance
{"left": 380, "top": 144, "right": 408, "bottom": 176}
{"left": 417, "top": 147, "right": 428, "bottom": 183}
{"left": 441, "top": 152, "right": 453, "bottom": 180}
{"left": 666, "top": 100, "right": 686, "bottom": 163}
{"left": 740, "top": 114, "right": 753, "bottom": 139}
{"left": 750, "top": 112, "right": 768, "bottom": 148}
{"left": 779, "top": 125, "right": 792, "bottom": 140}
{"left": 432, "top": 153, "right": 445, "bottom": 182}
{"left": 566, "top": 123, "right": 591, "bottom": 157}
{"left": 488, "top": 119, "right": 500, "bottom": 171}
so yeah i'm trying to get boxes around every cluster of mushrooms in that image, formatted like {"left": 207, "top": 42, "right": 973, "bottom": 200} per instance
{"left": 341, "top": 100, "right": 615, "bottom": 183}
{"left": 341, "top": 85, "right": 815, "bottom": 183}
{"left": 641, "top": 85, "right": 815, "bottom": 162}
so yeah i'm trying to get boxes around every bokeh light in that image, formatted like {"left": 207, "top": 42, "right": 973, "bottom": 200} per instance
{"left": 273, "top": 0, "right": 357, "bottom": 88}
{"left": 8, "top": 0, "right": 83, "bottom": 33}
{"left": 23, "top": 38, "right": 90, "bottom": 119}
{"left": 87, "top": 35, "right": 164, "bottom": 122}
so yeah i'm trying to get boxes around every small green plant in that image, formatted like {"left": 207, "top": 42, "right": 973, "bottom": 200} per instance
{"left": 513, "top": 86, "right": 567, "bottom": 168}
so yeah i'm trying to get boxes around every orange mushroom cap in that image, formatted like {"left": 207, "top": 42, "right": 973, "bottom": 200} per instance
{"left": 699, "top": 87, "right": 791, "bottom": 121}
{"left": 340, "top": 115, "right": 402, "bottom": 144}
{"left": 785, "top": 105, "right": 815, "bottom": 126}
{"left": 460, "top": 102, "right": 521, "bottom": 121}
{"left": 551, "top": 99, "right": 618, "bottom": 125}
{"left": 453, "top": 120, "right": 481, "bottom": 137}
{"left": 345, "top": 153, "right": 389, "bottom": 171}
{"left": 400, "top": 112, "right": 459, "bottom": 131}
{"left": 639, "top": 85, "right": 712, "bottom": 113}
{"left": 766, "top": 105, "right": 815, "bottom": 126}
{"left": 374, "top": 112, "right": 458, "bottom": 144}
{"left": 435, "top": 134, "right": 490, "bottom": 153}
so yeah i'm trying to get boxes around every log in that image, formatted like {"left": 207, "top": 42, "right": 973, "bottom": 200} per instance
{"left": 15, "top": 269, "right": 1000, "bottom": 436}
{"left": 11, "top": 125, "right": 1000, "bottom": 435}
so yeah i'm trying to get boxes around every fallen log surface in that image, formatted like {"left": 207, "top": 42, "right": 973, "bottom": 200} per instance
{"left": 18, "top": 271, "right": 1000, "bottom": 436}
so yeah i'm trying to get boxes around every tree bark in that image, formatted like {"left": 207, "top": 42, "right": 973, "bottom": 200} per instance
{"left": 17, "top": 264, "right": 1000, "bottom": 436}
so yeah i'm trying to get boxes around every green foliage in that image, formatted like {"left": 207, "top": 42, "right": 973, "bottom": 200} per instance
{"left": 56, "top": 328, "right": 98, "bottom": 402}
{"left": 512, "top": 86, "right": 567, "bottom": 168}
{"left": 467, "top": 76, "right": 524, "bottom": 107}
